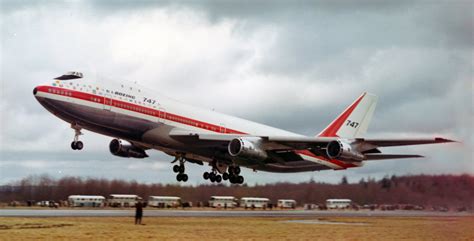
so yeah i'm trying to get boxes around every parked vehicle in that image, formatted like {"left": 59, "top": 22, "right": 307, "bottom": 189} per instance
{"left": 240, "top": 197, "right": 270, "bottom": 209}
{"left": 148, "top": 196, "right": 181, "bottom": 208}
{"left": 68, "top": 195, "right": 105, "bottom": 207}
{"left": 326, "top": 199, "right": 351, "bottom": 209}
{"left": 277, "top": 199, "right": 296, "bottom": 209}
{"left": 107, "top": 194, "right": 141, "bottom": 207}
{"left": 209, "top": 196, "right": 238, "bottom": 208}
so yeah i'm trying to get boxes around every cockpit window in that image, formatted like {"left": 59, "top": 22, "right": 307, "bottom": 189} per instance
{"left": 55, "top": 71, "right": 83, "bottom": 80}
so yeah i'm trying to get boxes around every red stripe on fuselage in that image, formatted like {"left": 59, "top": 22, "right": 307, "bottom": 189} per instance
{"left": 36, "top": 86, "right": 246, "bottom": 135}
{"left": 36, "top": 85, "right": 354, "bottom": 169}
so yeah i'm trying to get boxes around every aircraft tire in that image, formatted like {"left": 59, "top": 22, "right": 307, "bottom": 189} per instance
{"left": 179, "top": 165, "right": 185, "bottom": 173}
{"left": 237, "top": 176, "right": 244, "bottom": 184}
{"left": 234, "top": 166, "right": 241, "bottom": 175}
{"left": 216, "top": 175, "right": 222, "bottom": 183}
{"left": 176, "top": 174, "right": 182, "bottom": 182}
{"left": 71, "top": 142, "right": 77, "bottom": 150}
{"left": 182, "top": 174, "right": 188, "bottom": 182}
{"left": 75, "top": 141, "right": 83, "bottom": 150}
{"left": 209, "top": 174, "right": 216, "bottom": 182}
{"left": 222, "top": 173, "right": 229, "bottom": 180}
{"left": 203, "top": 172, "right": 210, "bottom": 180}
{"left": 173, "top": 165, "right": 180, "bottom": 173}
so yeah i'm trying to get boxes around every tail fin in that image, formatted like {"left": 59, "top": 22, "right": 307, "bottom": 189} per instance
{"left": 317, "top": 92, "right": 377, "bottom": 138}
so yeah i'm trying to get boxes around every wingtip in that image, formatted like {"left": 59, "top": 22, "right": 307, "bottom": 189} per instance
{"left": 435, "top": 137, "right": 458, "bottom": 143}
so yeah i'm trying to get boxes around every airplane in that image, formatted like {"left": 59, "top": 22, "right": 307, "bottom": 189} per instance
{"left": 33, "top": 71, "right": 455, "bottom": 184}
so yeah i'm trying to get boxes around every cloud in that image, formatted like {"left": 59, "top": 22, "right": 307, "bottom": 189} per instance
{"left": 0, "top": 1, "right": 472, "bottom": 184}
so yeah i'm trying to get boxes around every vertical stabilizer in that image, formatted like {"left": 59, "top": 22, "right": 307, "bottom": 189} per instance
{"left": 318, "top": 92, "right": 378, "bottom": 138}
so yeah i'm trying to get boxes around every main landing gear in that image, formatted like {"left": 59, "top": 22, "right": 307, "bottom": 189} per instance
{"left": 172, "top": 156, "right": 188, "bottom": 182}
{"left": 203, "top": 170, "right": 222, "bottom": 183}
{"left": 203, "top": 165, "right": 244, "bottom": 184}
{"left": 70, "top": 124, "right": 83, "bottom": 150}
{"left": 227, "top": 166, "right": 244, "bottom": 184}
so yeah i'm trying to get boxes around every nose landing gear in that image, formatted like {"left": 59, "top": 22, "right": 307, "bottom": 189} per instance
{"left": 71, "top": 124, "right": 83, "bottom": 150}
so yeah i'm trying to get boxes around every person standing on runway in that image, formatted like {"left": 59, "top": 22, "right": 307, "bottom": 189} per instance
{"left": 135, "top": 201, "right": 143, "bottom": 225}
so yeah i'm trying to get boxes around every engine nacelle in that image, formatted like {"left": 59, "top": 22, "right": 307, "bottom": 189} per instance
{"left": 109, "top": 139, "right": 148, "bottom": 158}
{"left": 228, "top": 137, "right": 268, "bottom": 160}
{"left": 326, "top": 140, "right": 365, "bottom": 161}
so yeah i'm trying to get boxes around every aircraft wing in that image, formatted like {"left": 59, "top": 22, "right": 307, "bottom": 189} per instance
{"left": 169, "top": 129, "right": 455, "bottom": 152}
{"left": 169, "top": 129, "right": 336, "bottom": 150}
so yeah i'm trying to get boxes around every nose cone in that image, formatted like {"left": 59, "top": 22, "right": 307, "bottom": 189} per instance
{"left": 33, "top": 86, "right": 46, "bottom": 103}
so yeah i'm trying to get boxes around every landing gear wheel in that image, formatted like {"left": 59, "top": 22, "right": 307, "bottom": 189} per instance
{"left": 229, "top": 176, "right": 237, "bottom": 184}
{"left": 173, "top": 165, "right": 180, "bottom": 173}
{"left": 203, "top": 172, "right": 210, "bottom": 180}
{"left": 234, "top": 166, "right": 241, "bottom": 175}
{"left": 209, "top": 173, "right": 216, "bottom": 183}
{"left": 71, "top": 141, "right": 83, "bottom": 150}
{"left": 75, "top": 141, "right": 83, "bottom": 150}
{"left": 71, "top": 124, "right": 83, "bottom": 150}
{"left": 71, "top": 142, "right": 77, "bottom": 150}
{"left": 222, "top": 173, "right": 229, "bottom": 180}
{"left": 216, "top": 175, "right": 222, "bottom": 183}
{"left": 181, "top": 174, "right": 188, "bottom": 182}
{"left": 176, "top": 174, "right": 182, "bottom": 182}
{"left": 179, "top": 165, "right": 185, "bottom": 173}
{"left": 237, "top": 175, "right": 244, "bottom": 184}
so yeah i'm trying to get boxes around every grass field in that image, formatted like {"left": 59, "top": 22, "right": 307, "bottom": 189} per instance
{"left": 1, "top": 216, "right": 473, "bottom": 240}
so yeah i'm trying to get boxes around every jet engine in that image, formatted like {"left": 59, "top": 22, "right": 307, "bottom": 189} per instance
{"left": 326, "top": 140, "right": 365, "bottom": 161}
{"left": 109, "top": 139, "right": 148, "bottom": 158}
{"left": 228, "top": 137, "right": 268, "bottom": 160}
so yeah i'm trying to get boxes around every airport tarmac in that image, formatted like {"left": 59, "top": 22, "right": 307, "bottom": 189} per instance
{"left": 0, "top": 209, "right": 471, "bottom": 217}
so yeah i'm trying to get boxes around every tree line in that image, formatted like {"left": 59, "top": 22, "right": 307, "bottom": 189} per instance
{"left": 1, "top": 174, "right": 473, "bottom": 209}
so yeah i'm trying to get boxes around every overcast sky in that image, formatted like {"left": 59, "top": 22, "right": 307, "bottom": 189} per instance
{"left": 0, "top": 0, "right": 472, "bottom": 185}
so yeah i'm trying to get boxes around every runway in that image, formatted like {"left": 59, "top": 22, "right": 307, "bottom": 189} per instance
{"left": 1, "top": 209, "right": 471, "bottom": 217}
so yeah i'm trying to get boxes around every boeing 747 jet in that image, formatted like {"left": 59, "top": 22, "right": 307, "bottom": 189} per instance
{"left": 33, "top": 72, "right": 455, "bottom": 184}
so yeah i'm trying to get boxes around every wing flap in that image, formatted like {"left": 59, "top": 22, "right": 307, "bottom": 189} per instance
{"left": 265, "top": 136, "right": 336, "bottom": 150}
{"left": 169, "top": 129, "right": 241, "bottom": 141}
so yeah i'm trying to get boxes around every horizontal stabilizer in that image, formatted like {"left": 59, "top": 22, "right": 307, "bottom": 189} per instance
{"left": 361, "top": 137, "right": 456, "bottom": 147}
{"left": 365, "top": 154, "right": 424, "bottom": 160}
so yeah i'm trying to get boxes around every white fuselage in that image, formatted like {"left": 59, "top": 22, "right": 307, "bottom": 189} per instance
{"left": 34, "top": 77, "right": 358, "bottom": 172}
